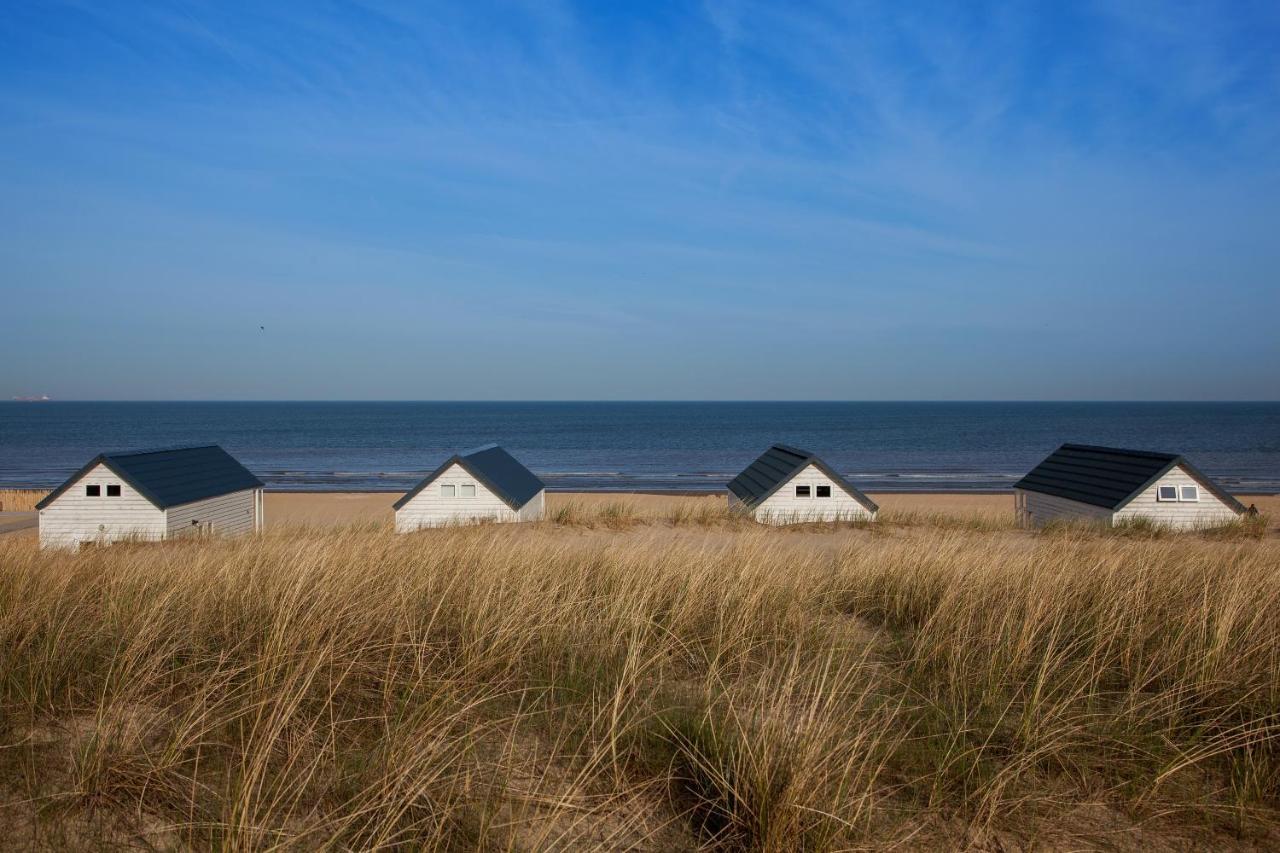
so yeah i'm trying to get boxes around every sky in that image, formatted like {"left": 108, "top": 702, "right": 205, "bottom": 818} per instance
{"left": 1, "top": 1, "right": 1279, "bottom": 401}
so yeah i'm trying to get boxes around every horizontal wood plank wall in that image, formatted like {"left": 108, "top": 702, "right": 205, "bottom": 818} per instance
{"left": 1114, "top": 466, "right": 1239, "bottom": 530}
{"left": 754, "top": 464, "right": 874, "bottom": 524}
{"left": 395, "top": 462, "right": 518, "bottom": 532}
{"left": 38, "top": 463, "right": 165, "bottom": 550}
{"left": 166, "top": 488, "right": 259, "bottom": 538}
{"left": 1020, "top": 490, "right": 1113, "bottom": 526}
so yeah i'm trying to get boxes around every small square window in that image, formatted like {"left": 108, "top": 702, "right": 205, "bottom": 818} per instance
{"left": 795, "top": 485, "right": 811, "bottom": 498}
{"left": 1157, "top": 485, "right": 1178, "bottom": 501}
{"left": 460, "top": 484, "right": 476, "bottom": 497}
{"left": 85, "top": 484, "right": 101, "bottom": 497}
{"left": 816, "top": 485, "right": 832, "bottom": 498}
{"left": 106, "top": 484, "right": 121, "bottom": 497}
{"left": 440, "top": 484, "right": 456, "bottom": 497}
{"left": 1179, "top": 485, "right": 1199, "bottom": 502}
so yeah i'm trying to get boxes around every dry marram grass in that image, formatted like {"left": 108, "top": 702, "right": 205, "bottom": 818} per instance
{"left": 0, "top": 517, "right": 1278, "bottom": 850}
{"left": 0, "top": 490, "right": 46, "bottom": 512}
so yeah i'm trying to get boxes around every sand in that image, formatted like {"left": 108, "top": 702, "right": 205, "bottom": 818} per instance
{"left": 259, "top": 490, "right": 1019, "bottom": 528}
{"left": 260, "top": 490, "right": 1279, "bottom": 530}
{"left": 3, "top": 491, "right": 1274, "bottom": 538}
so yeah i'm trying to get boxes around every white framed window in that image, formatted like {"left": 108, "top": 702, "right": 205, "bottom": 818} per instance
{"left": 795, "top": 485, "right": 811, "bottom": 498}
{"left": 440, "top": 484, "right": 456, "bottom": 497}
{"left": 1156, "top": 485, "right": 1178, "bottom": 502}
{"left": 460, "top": 484, "right": 476, "bottom": 498}
{"left": 816, "top": 485, "right": 831, "bottom": 498}
{"left": 1179, "top": 485, "right": 1199, "bottom": 502}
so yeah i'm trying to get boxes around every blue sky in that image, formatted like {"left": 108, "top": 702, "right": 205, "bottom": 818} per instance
{"left": 2, "top": 1, "right": 1278, "bottom": 400}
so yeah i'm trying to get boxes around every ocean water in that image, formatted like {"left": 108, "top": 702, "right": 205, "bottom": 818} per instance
{"left": 0, "top": 402, "right": 1277, "bottom": 493}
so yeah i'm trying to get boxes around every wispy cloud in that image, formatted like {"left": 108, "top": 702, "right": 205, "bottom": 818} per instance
{"left": 1, "top": 1, "right": 1278, "bottom": 399}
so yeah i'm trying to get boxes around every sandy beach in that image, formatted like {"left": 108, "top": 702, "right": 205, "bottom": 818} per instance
{"left": 257, "top": 490, "right": 1016, "bottom": 528}
{"left": 3, "top": 491, "right": 1275, "bottom": 539}
{"left": 259, "top": 490, "right": 1279, "bottom": 529}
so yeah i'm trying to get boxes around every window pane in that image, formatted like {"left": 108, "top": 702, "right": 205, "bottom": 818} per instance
{"left": 1157, "top": 486, "right": 1177, "bottom": 501}
{"left": 816, "top": 485, "right": 832, "bottom": 498}
{"left": 85, "top": 484, "right": 101, "bottom": 497}
{"left": 106, "top": 484, "right": 121, "bottom": 497}
{"left": 440, "top": 484, "right": 455, "bottom": 497}
{"left": 795, "top": 485, "right": 811, "bottom": 497}
{"left": 460, "top": 484, "right": 476, "bottom": 497}
{"left": 1180, "top": 485, "right": 1199, "bottom": 501}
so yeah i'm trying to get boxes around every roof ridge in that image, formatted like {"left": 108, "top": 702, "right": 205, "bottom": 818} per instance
{"left": 729, "top": 444, "right": 877, "bottom": 513}
{"left": 36, "top": 444, "right": 260, "bottom": 511}
{"left": 393, "top": 444, "right": 543, "bottom": 512}
{"left": 104, "top": 444, "right": 221, "bottom": 458}
{"left": 460, "top": 442, "right": 500, "bottom": 457}
{"left": 769, "top": 443, "right": 813, "bottom": 458}
{"left": 1059, "top": 443, "right": 1180, "bottom": 461}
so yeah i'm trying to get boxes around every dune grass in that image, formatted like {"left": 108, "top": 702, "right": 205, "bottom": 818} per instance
{"left": 0, "top": 490, "right": 47, "bottom": 512}
{"left": 1, "top": 521, "right": 1278, "bottom": 849}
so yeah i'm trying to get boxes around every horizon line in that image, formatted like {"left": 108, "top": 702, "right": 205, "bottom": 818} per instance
{"left": 5, "top": 399, "right": 1279, "bottom": 405}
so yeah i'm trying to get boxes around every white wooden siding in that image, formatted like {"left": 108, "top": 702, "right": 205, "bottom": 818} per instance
{"left": 395, "top": 463, "right": 538, "bottom": 532}
{"left": 515, "top": 489, "right": 546, "bottom": 522}
{"left": 1018, "top": 465, "right": 1239, "bottom": 531}
{"left": 1018, "top": 489, "right": 1112, "bottom": 527}
{"left": 1113, "top": 466, "right": 1239, "bottom": 530}
{"left": 38, "top": 463, "right": 165, "bottom": 550}
{"left": 166, "top": 488, "right": 260, "bottom": 538}
{"left": 752, "top": 464, "right": 875, "bottom": 524}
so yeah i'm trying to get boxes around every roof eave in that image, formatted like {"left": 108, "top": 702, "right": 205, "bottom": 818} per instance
{"left": 459, "top": 455, "right": 525, "bottom": 511}
{"left": 161, "top": 479, "right": 265, "bottom": 511}
{"left": 1012, "top": 482, "right": 1122, "bottom": 510}
{"left": 392, "top": 456, "right": 462, "bottom": 511}
{"left": 34, "top": 454, "right": 167, "bottom": 512}
{"left": 810, "top": 457, "right": 879, "bottom": 513}
{"left": 1108, "top": 458, "right": 1244, "bottom": 515}
{"left": 392, "top": 455, "right": 533, "bottom": 512}
{"left": 742, "top": 455, "right": 877, "bottom": 513}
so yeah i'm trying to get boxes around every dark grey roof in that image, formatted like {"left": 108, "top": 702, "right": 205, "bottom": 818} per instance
{"left": 36, "top": 445, "right": 263, "bottom": 511}
{"left": 393, "top": 444, "right": 545, "bottom": 511}
{"left": 1012, "top": 443, "right": 1244, "bottom": 513}
{"left": 727, "top": 444, "right": 878, "bottom": 513}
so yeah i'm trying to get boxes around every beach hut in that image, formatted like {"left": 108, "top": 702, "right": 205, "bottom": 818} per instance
{"left": 727, "top": 444, "right": 878, "bottom": 524}
{"left": 36, "top": 445, "right": 264, "bottom": 550}
{"left": 1013, "top": 443, "right": 1244, "bottom": 530}
{"left": 393, "top": 444, "right": 546, "bottom": 532}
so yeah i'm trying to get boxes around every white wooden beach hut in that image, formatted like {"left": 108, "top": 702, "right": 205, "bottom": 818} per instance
{"left": 36, "top": 445, "right": 264, "bottom": 550}
{"left": 393, "top": 444, "right": 546, "bottom": 532}
{"left": 1013, "top": 443, "right": 1244, "bottom": 530}
{"left": 727, "top": 444, "right": 878, "bottom": 524}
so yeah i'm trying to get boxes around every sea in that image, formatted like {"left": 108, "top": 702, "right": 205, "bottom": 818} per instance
{"left": 1, "top": 402, "right": 1277, "bottom": 494}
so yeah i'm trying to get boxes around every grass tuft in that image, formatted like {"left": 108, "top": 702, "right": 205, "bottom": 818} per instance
{"left": 1, "top": 518, "right": 1278, "bottom": 849}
